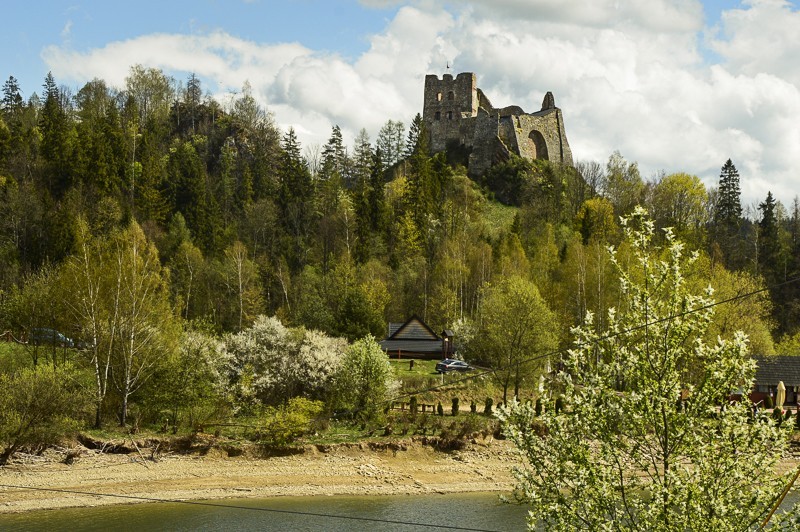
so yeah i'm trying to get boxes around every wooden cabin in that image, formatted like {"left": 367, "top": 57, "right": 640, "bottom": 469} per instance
{"left": 379, "top": 315, "right": 453, "bottom": 359}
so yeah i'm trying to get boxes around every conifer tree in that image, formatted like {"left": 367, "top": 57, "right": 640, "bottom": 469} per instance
{"left": 320, "top": 125, "right": 347, "bottom": 180}
{"left": 758, "top": 191, "right": 780, "bottom": 280}
{"left": 712, "top": 159, "right": 743, "bottom": 269}
{"left": 278, "top": 128, "right": 314, "bottom": 270}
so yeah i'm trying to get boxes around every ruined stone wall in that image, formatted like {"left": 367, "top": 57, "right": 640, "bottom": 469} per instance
{"left": 423, "top": 73, "right": 573, "bottom": 174}
{"left": 510, "top": 109, "right": 573, "bottom": 166}
{"left": 423, "top": 73, "right": 478, "bottom": 153}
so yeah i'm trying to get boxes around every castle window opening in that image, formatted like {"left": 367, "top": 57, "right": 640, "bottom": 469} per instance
{"left": 437, "top": 92, "right": 442, "bottom": 101}
{"left": 447, "top": 111, "right": 453, "bottom": 120}
{"left": 447, "top": 91, "right": 454, "bottom": 100}
{"left": 435, "top": 111, "right": 441, "bottom": 120}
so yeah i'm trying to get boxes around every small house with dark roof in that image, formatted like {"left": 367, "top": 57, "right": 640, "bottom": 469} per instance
{"left": 750, "top": 355, "right": 800, "bottom": 406}
{"left": 379, "top": 315, "right": 453, "bottom": 359}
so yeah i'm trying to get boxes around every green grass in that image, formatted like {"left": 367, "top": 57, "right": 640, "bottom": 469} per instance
{"left": 480, "top": 199, "right": 518, "bottom": 238}
{"left": 388, "top": 357, "right": 439, "bottom": 377}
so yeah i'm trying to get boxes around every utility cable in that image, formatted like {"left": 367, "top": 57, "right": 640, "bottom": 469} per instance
{"left": 0, "top": 484, "right": 501, "bottom": 532}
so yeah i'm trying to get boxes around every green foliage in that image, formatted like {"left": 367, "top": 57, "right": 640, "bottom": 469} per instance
{"left": 409, "top": 396, "right": 418, "bottom": 415}
{"left": 143, "top": 329, "right": 228, "bottom": 431}
{"left": 498, "top": 207, "right": 799, "bottom": 530}
{"left": 437, "top": 402, "right": 444, "bottom": 416}
{"left": 472, "top": 275, "right": 559, "bottom": 403}
{"left": 484, "top": 397, "right": 493, "bottom": 415}
{"left": 451, "top": 397, "right": 459, "bottom": 416}
{"left": 0, "top": 364, "right": 91, "bottom": 464}
{"left": 254, "top": 397, "right": 324, "bottom": 446}
{"left": 554, "top": 396, "right": 564, "bottom": 414}
{"left": 333, "top": 335, "right": 396, "bottom": 422}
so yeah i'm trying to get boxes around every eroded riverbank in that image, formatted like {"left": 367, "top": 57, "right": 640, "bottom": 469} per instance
{"left": 0, "top": 436, "right": 517, "bottom": 514}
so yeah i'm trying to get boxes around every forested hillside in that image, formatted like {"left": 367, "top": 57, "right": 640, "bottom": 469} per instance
{"left": 0, "top": 66, "right": 799, "bottom": 439}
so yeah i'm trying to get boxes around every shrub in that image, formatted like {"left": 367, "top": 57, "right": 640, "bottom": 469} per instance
{"left": 470, "top": 401, "right": 477, "bottom": 414}
{"left": 765, "top": 395, "right": 774, "bottom": 410}
{"left": 484, "top": 397, "right": 493, "bottom": 416}
{"left": 255, "top": 398, "right": 324, "bottom": 446}
{"left": 437, "top": 402, "right": 444, "bottom": 416}
{"left": 409, "top": 396, "right": 418, "bottom": 415}
{"left": 451, "top": 397, "right": 459, "bottom": 416}
{"left": 0, "top": 364, "right": 90, "bottom": 465}
{"left": 333, "top": 336, "right": 397, "bottom": 422}
{"left": 535, "top": 397, "right": 543, "bottom": 416}
{"left": 555, "top": 396, "right": 565, "bottom": 414}
{"left": 773, "top": 407, "right": 783, "bottom": 426}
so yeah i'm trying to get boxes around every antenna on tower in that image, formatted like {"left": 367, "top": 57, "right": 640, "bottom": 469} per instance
{"left": 446, "top": 61, "right": 450, "bottom": 73}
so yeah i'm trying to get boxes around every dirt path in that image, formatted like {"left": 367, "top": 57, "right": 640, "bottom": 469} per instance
{"left": 0, "top": 438, "right": 517, "bottom": 514}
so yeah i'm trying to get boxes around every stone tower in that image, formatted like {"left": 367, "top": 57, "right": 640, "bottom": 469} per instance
{"left": 422, "top": 72, "right": 573, "bottom": 176}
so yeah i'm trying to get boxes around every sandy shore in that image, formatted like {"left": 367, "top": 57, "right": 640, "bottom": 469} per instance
{"left": 0, "top": 438, "right": 517, "bottom": 514}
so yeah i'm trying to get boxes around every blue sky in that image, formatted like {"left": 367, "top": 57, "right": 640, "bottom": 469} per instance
{"left": 2, "top": 0, "right": 799, "bottom": 205}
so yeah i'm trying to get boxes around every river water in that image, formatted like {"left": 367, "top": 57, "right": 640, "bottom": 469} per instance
{"left": 0, "top": 492, "right": 530, "bottom": 531}
{"left": 4, "top": 490, "right": 800, "bottom": 531}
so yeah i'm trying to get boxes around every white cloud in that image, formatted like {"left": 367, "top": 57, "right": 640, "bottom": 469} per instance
{"left": 40, "top": 0, "right": 800, "bottom": 205}
{"left": 61, "top": 20, "right": 73, "bottom": 40}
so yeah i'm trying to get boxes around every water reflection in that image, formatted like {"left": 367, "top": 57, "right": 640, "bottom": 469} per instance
{"left": 0, "top": 492, "right": 529, "bottom": 532}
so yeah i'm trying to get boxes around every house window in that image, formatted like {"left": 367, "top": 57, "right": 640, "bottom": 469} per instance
{"left": 448, "top": 91, "right": 455, "bottom": 100}
{"left": 434, "top": 111, "right": 441, "bottom": 120}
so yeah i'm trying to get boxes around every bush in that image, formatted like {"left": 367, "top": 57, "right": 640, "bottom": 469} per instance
{"left": 773, "top": 407, "right": 783, "bottom": 426}
{"left": 451, "top": 397, "right": 459, "bottom": 417}
{"left": 765, "top": 395, "right": 774, "bottom": 410}
{"left": 437, "top": 402, "right": 444, "bottom": 416}
{"left": 555, "top": 396, "right": 565, "bottom": 414}
{"left": 470, "top": 401, "right": 477, "bottom": 414}
{"left": 535, "top": 397, "right": 543, "bottom": 416}
{"left": 484, "top": 397, "right": 493, "bottom": 416}
{"left": 0, "top": 364, "right": 90, "bottom": 464}
{"left": 334, "top": 336, "right": 397, "bottom": 422}
{"left": 254, "top": 398, "right": 324, "bottom": 446}
{"left": 409, "top": 396, "right": 418, "bottom": 415}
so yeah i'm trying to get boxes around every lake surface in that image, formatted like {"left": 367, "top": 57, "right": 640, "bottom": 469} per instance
{"left": 0, "top": 492, "right": 530, "bottom": 531}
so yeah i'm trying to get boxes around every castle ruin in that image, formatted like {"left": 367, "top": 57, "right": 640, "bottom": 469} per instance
{"left": 423, "top": 72, "right": 573, "bottom": 175}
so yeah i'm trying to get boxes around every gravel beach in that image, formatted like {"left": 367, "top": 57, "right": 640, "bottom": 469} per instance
{"left": 0, "top": 437, "right": 517, "bottom": 514}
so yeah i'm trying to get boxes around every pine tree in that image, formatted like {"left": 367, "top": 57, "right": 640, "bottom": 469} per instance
{"left": 278, "top": 128, "right": 313, "bottom": 270}
{"left": 1, "top": 76, "right": 24, "bottom": 116}
{"left": 405, "top": 113, "right": 426, "bottom": 158}
{"left": 39, "top": 72, "right": 75, "bottom": 197}
{"left": 758, "top": 191, "right": 780, "bottom": 281}
{"left": 320, "top": 125, "right": 347, "bottom": 181}
{"left": 712, "top": 159, "right": 743, "bottom": 269}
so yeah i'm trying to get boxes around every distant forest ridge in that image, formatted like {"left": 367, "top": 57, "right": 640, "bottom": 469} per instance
{"left": 0, "top": 67, "right": 798, "bottom": 353}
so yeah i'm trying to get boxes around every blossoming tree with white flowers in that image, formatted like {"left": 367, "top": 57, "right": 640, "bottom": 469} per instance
{"left": 498, "top": 207, "right": 800, "bottom": 531}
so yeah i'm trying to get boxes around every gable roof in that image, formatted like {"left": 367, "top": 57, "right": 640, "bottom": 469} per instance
{"left": 753, "top": 355, "right": 800, "bottom": 386}
{"left": 386, "top": 315, "right": 440, "bottom": 341}
{"left": 380, "top": 315, "right": 443, "bottom": 355}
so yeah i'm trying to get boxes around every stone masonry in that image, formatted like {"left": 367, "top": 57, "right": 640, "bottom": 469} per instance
{"left": 422, "top": 72, "right": 573, "bottom": 176}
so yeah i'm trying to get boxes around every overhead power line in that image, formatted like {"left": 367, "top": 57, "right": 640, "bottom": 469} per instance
{"left": 0, "top": 484, "right": 500, "bottom": 532}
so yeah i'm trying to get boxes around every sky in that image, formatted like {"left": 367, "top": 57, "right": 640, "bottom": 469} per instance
{"left": 2, "top": 0, "right": 799, "bottom": 206}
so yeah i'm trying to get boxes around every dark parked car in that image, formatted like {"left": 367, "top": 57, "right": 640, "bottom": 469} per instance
{"left": 29, "top": 328, "right": 74, "bottom": 348}
{"left": 435, "top": 358, "right": 471, "bottom": 373}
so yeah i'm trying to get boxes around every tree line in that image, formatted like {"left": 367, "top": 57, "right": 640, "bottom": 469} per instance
{"left": 0, "top": 65, "right": 798, "bottom": 439}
